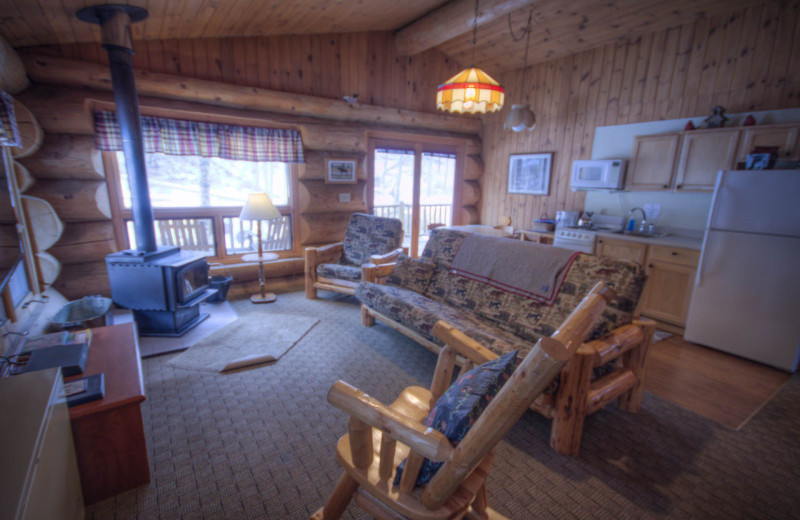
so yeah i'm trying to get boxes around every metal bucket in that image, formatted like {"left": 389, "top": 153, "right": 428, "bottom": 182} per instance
{"left": 52, "top": 296, "right": 113, "bottom": 329}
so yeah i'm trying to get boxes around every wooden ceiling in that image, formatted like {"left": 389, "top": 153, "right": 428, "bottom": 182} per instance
{"left": 1, "top": 0, "right": 772, "bottom": 72}
{"left": 0, "top": 0, "right": 450, "bottom": 46}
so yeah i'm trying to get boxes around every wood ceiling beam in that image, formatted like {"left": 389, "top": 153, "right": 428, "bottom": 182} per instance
{"left": 395, "top": 0, "right": 535, "bottom": 56}
{"left": 19, "top": 53, "right": 483, "bottom": 135}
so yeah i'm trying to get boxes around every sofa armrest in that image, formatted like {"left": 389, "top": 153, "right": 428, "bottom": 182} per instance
{"left": 583, "top": 318, "right": 655, "bottom": 367}
{"left": 361, "top": 262, "right": 397, "bottom": 283}
{"left": 369, "top": 247, "right": 404, "bottom": 265}
{"left": 432, "top": 321, "right": 499, "bottom": 366}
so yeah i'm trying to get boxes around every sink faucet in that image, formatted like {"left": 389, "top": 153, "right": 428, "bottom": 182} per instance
{"left": 628, "top": 207, "right": 648, "bottom": 233}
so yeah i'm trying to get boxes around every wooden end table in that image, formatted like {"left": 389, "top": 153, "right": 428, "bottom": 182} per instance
{"left": 64, "top": 322, "right": 149, "bottom": 504}
{"left": 242, "top": 252, "right": 279, "bottom": 303}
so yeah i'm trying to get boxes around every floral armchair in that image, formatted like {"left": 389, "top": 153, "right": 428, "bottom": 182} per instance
{"left": 304, "top": 213, "right": 404, "bottom": 298}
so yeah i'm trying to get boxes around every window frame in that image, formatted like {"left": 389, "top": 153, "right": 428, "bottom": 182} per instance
{"left": 103, "top": 151, "right": 301, "bottom": 264}
{"left": 367, "top": 132, "right": 466, "bottom": 258}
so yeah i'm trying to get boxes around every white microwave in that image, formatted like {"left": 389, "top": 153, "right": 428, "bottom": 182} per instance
{"left": 570, "top": 159, "right": 627, "bottom": 190}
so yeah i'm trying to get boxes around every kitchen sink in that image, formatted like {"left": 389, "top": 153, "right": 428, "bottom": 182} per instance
{"left": 610, "top": 230, "right": 670, "bottom": 239}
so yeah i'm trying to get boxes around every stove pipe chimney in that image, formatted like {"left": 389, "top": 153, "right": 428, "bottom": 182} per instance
{"left": 78, "top": 5, "right": 157, "bottom": 253}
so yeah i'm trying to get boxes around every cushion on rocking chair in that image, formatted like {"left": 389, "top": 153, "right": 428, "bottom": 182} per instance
{"left": 394, "top": 349, "right": 518, "bottom": 487}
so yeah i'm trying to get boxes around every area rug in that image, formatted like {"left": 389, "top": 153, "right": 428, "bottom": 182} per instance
{"left": 166, "top": 313, "right": 319, "bottom": 372}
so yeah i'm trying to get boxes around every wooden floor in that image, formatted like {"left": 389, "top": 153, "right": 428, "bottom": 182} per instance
{"left": 644, "top": 335, "right": 790, "bottom": 430}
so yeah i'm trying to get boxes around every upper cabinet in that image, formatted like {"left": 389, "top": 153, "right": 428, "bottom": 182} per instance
{"left": 627, "top": 123, "right": 800, "bottom": 192}
{"left": 673, "top": 129, "right": 739, "bottom": 191}
{"left": 736, "top": 125, "right": 799, "bottom": 163}
{"left": 627, "top": 134, "right": 681, "bottom": 190}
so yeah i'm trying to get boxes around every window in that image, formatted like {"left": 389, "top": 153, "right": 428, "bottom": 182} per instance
{"left": 113, "top": 152, "right": 294, "bottom": 260}
{"left": 370, "top": 139, "right": 460, "bottom": 257}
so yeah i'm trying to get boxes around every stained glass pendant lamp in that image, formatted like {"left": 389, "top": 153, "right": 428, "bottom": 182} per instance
{"left": 436, "top": 0, "right": 505, "bottom": 114}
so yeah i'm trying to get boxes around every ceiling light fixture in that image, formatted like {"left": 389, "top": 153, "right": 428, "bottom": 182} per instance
{"left": 504, "top": 9, "right": 536, "bottom": 132}
{"left": 436, "top": 0, "right": 505, "bottom": 114}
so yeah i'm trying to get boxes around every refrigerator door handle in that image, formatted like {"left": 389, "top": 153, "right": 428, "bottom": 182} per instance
{"left": 695, "top": 172, "right": 725, "bottom": 288}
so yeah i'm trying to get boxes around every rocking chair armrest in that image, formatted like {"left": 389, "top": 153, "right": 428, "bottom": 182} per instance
{"left": 328, "top": 381, "right": 454, "bottom": 462}
{"left": 369, "top": 248, "right": 404, "bottom": 265}
{"left": 433, "top": 321, "right": 498, "bottom": 366}
{"left": 305, "top": 242, "right": 344, "bottom": 265}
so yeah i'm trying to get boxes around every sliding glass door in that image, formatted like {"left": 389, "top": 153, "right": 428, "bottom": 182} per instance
{"left": 370, "top": 139, "right": 461, "bottom": 257}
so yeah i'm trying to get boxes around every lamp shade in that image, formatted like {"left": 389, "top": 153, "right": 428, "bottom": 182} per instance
{"left": 239, "top": 192, "right": 281, "bottom": 221}
{"left": 503, "top": 104, "right": 536, "bottom": 132}
{"left": 436, "top": 67, "right": 505, "bottom": 114}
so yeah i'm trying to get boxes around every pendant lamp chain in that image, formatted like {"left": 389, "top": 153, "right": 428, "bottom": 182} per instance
{"left": 472, "top": 0, "right": 479, "bottom": 65}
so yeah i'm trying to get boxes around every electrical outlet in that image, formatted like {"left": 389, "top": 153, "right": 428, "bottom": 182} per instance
{"left": 338, "top": 193, "right": 351, "bottom": 203}
{"left": 643, "top": 203, "right": 661, "bottom": 221}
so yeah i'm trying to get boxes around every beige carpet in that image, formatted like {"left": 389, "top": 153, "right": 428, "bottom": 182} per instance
{"left": 166, "top": 313, "right": 318, "bottom": 372}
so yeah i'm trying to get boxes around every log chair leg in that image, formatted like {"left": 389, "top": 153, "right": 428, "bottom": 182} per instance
{"left": 361, "top": 305, "right": 376, "bottom": 327}
{"left": 304, "top": 249, "right": 317, "bottom": 299}
{"left": 550, "top": 345, "right": 595, "bottom": 456}
{"left": 617, "top": 318, "right": 656, "bottom": 412}
{"left": 310, "top": 472, "right": 360, "bottom": 520}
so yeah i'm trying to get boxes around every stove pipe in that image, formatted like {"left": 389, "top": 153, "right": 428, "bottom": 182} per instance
{"left": 78, "top": 5, "right": 157, "bottom": 252}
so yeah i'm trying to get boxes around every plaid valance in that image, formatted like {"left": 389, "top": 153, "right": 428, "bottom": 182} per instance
{"left": 93, "top": 111, "right": 304, "bottom": 163}
{"left": 0, "top": 92, "right": 21, "bottom": 148}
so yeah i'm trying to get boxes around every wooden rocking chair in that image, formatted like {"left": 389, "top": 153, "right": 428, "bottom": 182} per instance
{"left": 312, "top": 282, "right": 616, "bottom": 520}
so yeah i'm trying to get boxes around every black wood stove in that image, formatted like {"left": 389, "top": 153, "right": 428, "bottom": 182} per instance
{"left": 82, "top": 5, "right": 216, "bottom": 336}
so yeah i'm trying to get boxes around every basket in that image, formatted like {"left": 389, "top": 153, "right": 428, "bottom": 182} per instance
{"left": 52, "top": 296, "right": 113, "bottom": 329}
{"left": 207, "top": 264, "right": 233, "bottom": 303}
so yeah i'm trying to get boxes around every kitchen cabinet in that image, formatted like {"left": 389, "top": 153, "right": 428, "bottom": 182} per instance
{"left": 627, "top": 134, "right": 681, "bottom": 190}
{"left": 639, "top": 245, "right": 700, "bottom": 326}
{"left": 595, "top": 237, "right": 648, "bottom": 265}
{"left": 627, "top": 123, "right": 800, "bottom": 193}
{"left": 736, "top": 124, "right": 799, "bottom": 163}
{"left": 595, "top": 239, "right": 699, "bottom": 328}
{"left": 673, "top": 129, "right": 739, "bottom": 191}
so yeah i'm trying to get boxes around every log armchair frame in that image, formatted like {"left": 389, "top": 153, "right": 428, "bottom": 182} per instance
{"left": 312, "top": 283, "right": 615, "bottom": 520}
{"left": 306, "top": 246, "right": 404, "bottom": 298}
{"left": 360, "top": 263, "right": 656, "bottom": 456}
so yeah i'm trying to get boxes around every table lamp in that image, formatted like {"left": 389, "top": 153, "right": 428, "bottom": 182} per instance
{"left": 240, "top": 193, "right": 281, "bottom": 303}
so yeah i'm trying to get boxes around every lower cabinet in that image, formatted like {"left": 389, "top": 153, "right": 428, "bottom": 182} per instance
{"left": 596, "top": 239, "right": 699, "bottom": 328}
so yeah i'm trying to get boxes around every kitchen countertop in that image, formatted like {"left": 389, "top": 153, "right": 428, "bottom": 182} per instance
{"left": 595, "top": 230, "right": 703, "bottom": 250}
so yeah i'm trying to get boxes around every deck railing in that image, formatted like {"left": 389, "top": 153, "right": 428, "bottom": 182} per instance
{"left": 125, "top": 215, "right": 292, "bottom": 258}
{"left": 373, "top": 203, "right": 451, "bottom": 236}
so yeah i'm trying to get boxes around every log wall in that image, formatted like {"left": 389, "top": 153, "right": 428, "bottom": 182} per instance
{"left": 480, "top": 2, "right": 800, "bottom": 229}
{"left": 24, "top": 32, "right": 463, "bottom": 116}
{"left": 15, "top": 32, "right": 481, "bottom": 298}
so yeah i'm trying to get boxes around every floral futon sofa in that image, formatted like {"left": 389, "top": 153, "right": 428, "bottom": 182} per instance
{"left": 356, "top": 228, "right": 655, "bottom": 456}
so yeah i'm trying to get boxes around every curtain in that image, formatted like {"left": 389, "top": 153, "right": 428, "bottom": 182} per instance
{"left": 0, "top": 92, "right": 21, "bottom": 148}
{"left": 93, "top": 111, "right": 304, "bottom": 163}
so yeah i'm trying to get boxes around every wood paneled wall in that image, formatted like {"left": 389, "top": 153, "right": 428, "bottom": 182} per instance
{"left": 26, "top": 32, "right": 462, "bottom": 115}
{"left": 480, "top": 1, "right": 800, "bottom": 229}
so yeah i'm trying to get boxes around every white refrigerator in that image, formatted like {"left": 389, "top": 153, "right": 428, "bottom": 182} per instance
{"left": 684, "top": 170, "right": 800, "bottom": 372}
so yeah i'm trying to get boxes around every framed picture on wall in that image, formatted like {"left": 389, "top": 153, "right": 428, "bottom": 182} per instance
{"left": 326, "top": 159, "right": 358, "bottom": 184}
{"left": 507, "top": 153, "right": 552, "bottom": 195}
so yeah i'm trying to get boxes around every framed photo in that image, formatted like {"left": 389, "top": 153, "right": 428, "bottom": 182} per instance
{"left": 326, "top": 159, "right": 358, "bottom": 184}
{"left": 507, "top": 153, "right": 552, "bottom": 195}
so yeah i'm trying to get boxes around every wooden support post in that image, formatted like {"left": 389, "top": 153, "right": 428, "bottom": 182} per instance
{"left": 550, "top": 345, "right": 595, "bottom": 456}
{"left": 310, "top": 472, "right": 360, "bottom": 520}
{"left": 348, "top": 416, "right": 374, "bottom": 469}
{"left": 378, "top": 435, "right": 397, "bottom": 481}
{"left": 361, "top": 305, "right": 375, "bottom": 327}
{"left": 304, "top": 247, "right": 317, "bottom": 299}
{"left": 430, "top": 345, "right": 457, "bottom": 405}
{"left": 398, "top": 452, "right": 425, "bottom": 494}
{"left": 617, "top": 318, "right": 656, "bottom": 412}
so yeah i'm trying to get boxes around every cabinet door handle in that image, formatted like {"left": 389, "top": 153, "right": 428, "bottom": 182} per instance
{"left": 676, "top": 184, "right": 683, "bottom": 189}
{"left": 648, "top": 264, "right": 653, "bottom": 268}
{"left": 671, "top": 251, "right": 678, "bottom": 256}
{"left": 663, "top": 184, "right": 669, "bottom": 188}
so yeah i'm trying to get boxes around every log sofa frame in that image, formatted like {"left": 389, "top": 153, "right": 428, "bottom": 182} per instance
{"left": 361, "top": 261, "right": 656, "bottom": 456}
